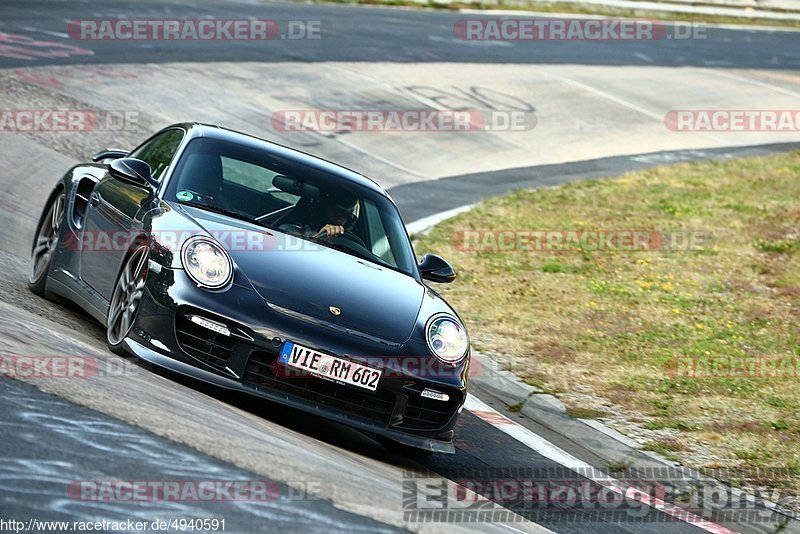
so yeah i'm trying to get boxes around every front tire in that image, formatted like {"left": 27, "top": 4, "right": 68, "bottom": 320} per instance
{"left": 28, "top": 191, "right": 65, "bottom": 296}
{"left": 107, "top": 244, "right": 149, "bottom": 355}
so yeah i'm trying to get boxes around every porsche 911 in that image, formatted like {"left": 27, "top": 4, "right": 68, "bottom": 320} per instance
{"left": 28, "top": 123, "right": 470, "bottom": 454}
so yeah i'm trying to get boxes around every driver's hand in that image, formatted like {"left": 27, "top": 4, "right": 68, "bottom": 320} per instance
{"left": 314, "top": 224, "right": 345, "bottom": 238}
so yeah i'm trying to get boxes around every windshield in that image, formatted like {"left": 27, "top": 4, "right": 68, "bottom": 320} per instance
{"left": 165, "top": 137, "right": 417, "bottom": 276}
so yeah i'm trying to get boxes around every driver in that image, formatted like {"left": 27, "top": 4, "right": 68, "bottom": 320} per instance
{"left": 278, "top": 190, "right": 357, "bottom": 239}
{"left": 312, "top": 191, "right": 358, "bottom": 238}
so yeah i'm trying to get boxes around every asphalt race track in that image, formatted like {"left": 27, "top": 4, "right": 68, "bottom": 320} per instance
{"left": 1, "top": 1, "right": 799, "bottom": 532}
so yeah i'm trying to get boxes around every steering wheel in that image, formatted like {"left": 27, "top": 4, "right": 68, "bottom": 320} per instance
{"left": 318, "top": 230, "right": 368, "bottom": 250}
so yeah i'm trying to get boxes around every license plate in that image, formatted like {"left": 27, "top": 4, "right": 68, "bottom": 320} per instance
{"left": 278, "top": 341, "right": 382, "bottom": 392}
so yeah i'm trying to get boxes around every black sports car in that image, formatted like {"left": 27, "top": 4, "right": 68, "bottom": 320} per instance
{"left": 29, "top": 123, "right": 470, "bottom": 454}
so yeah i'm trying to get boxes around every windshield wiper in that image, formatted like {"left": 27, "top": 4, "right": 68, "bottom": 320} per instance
{"left": 179, "top": 200, "right": 261, "bottom": 226}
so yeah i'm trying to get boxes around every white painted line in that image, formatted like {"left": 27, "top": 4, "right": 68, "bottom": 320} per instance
{"left": 464, "top": 395, "right": 738, "bottom": 534}
{"left": 405, "top": 203, "right": 476, "bottom": 236}
{"left": 499, "top": 524, "right": 533, "bottom": 534}
{"left": 326, "top": 134, "right": 431, "bottom": 180}
{"left": 703, "top": 69, "right": 800, "bottom": 99}
{"left": 539, "top": 71, "right": 664, "bottom": 121}
{"left": 540, "top": 70, "right": 729, "bottom": 144}
{"left": 459, "top": 9, "right": 610, "bottom": 20}
{"left": 21, "top": 26, "right": 70, "bottom": 39}
{"left": 428, "top": 34, "right": 514, "bottom": 47}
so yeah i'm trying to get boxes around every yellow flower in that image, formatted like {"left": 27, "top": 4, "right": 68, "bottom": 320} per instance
{"left": 661, "top": 283, "right": 674, "bottom": 291}
{"left": 672, "top": 308, "right": 681, "bottom": 315}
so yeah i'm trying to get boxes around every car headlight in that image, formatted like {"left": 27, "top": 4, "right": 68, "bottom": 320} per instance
{"left": 426, "top": 314, "right": 468, "bottom": 364}
{"left": 181, "top": 237, "right": 233, "bottom": 289}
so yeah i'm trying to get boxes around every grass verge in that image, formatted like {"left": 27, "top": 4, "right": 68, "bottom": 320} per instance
{"left": 416, "top": 151, "right": 800, "bottom": 503}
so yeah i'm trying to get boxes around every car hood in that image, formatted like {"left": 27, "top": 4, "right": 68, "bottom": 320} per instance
{"left": 176, "top": 204, "right": 424, "bottom": 345}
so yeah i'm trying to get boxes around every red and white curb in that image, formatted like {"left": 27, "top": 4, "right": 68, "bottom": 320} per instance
{"left": 465, "top": 395, "right": 738, "bottom": 534}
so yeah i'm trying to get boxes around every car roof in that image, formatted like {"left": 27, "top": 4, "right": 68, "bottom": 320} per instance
{"left": 167, "top": 122, "right": 390, "bottom": 199}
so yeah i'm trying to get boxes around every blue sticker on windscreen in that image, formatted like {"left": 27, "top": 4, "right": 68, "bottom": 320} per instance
{"left": 278, "top": 341, "right": 294, "bottom": 364}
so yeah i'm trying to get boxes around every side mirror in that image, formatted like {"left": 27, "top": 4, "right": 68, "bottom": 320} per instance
{"left": 92, "top": 148, "right": 129, "bottom": 163}
{"left": 109, "top": 158, "right": 157, "bottom": 191}
{"left": 418, "top": 254, "right": 456, "bottom": 283}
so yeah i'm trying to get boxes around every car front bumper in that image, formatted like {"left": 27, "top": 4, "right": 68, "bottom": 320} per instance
{"left": 125, "top": 265, "right": 467, "bottom": 453}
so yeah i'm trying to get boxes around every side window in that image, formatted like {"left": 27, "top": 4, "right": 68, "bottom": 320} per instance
{"left": 129, "top": 129, "right": 185, "bottom": 181}
{"left": 363, "top": 199, "right": 396, "bottom": 266}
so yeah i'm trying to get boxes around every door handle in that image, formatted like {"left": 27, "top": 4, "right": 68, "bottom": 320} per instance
{"left": 89, "top": 192, "right": 100, "bottom": 207}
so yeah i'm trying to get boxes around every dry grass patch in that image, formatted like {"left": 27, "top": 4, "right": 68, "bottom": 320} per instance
{"left": 416, "top": 151, "right": 800, "bottom": 504}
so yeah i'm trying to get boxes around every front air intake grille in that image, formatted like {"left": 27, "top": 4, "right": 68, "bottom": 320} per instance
{"left": 243, "top": 351, "right": 395, "bottom": 425}
{"left": 399, "top": 393, "right": 460, "bottom": 431}
{"left": 175, "top": 314, "right": 233, "bottom": 373}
